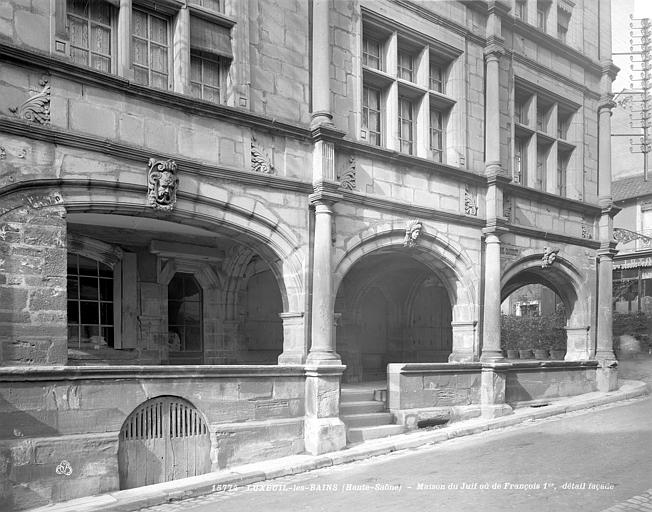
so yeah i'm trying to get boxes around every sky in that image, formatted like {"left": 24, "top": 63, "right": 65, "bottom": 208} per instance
{"left": 613, "top": 0, "right": 652, "bottom": 92}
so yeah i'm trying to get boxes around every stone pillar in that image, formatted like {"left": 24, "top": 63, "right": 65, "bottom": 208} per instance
{"left": 595, "top": 57, "right": 619, "bottom": 363}
{"left": 484, "top": 45, "right": 503, "bottom": 174}
{"left": 311, "top": 0, "right": 332, "bottom": 128}
{"left": 565, "top": 325, "right": 591, "bottom": 360}
{"left": 480, "top": 365, "right": 513, "bottom": 418}
{"left": 172, "top": 5, "right": 190, "bottom": 95}
{"left": 596, "top": 248, "right": 617, "bottom": 361}
{"left": 306, "top": 197, "right": 341, "bottom": 365}
{"left": 449, "top": 320, "right": 478, "bottom": 362}
{"left": 481, "top": 233, "right": 504, "bottom": 361}
{"left": 278, "top": 312, "right": 307, "bottom": 364}
{"left": 117, "top": 0, "right": 132, "bottom": 78}
{"left": 304, "top": 366, "right": 346, "bottom": 454}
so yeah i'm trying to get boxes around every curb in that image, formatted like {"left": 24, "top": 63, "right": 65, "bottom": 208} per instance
{"left": 27, "top": 380, "right": 649, "bottom": 512}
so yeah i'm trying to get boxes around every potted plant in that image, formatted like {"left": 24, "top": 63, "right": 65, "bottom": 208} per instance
{"left": 501, "top": 315, "right": 520, "bottom": 359}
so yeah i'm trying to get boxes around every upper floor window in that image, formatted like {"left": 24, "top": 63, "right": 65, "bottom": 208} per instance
{"left": 398, "top": 51, "right": 414, "bottom": 82}
{"left": 132, "top": 9, "right": 170, "bottom": 90}
{"left": 188, "top": 0, "right": 223, "bottom": 12}
{"left": 58, "top": 1, "right": 234, "bottom": 104}
{"left": 537, "top": 0, "right": 549, "bottom": 31}
{"left": 515, "top": 0, "right": 527, "bottom": 20}
{"left": 430, "top": 109, "right": 443, "bottom": 162}
{"left": 190, "top": 52, "right": 223, "bottom": 102}
{"left": 362, "top": 85, "right": 382, "bottom": 146}
{"left": 429, "top": 60, "right": 444, "bottom": 93}
{"left": 398, "top": 96, "right": 414, "bottom": 154}
{"left": 363, "top": 36, "right": 382, "bottom": 70}
{"left": 67, "top": 0, "right": 114, "bottom": 72}
{"left": 558, "top": 8, "right": 571, "bottom": 43}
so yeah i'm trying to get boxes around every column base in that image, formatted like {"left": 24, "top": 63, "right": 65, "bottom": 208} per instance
{"left": 306, "top": 350, "right": 342, "bottom": 365}
{"left": 448, "top": 351, "right": 479, "bottom": 363}
{"left": 304, "top": 417, "right": 346, "bottom": 455}
{"left": 481, "top": 404, "right": 513, "bottom": 419}
{"left": 480, "top": 351, "right": 505, "bottom": 362}
{"left": 596, "top": 362, "right": 618, "bottom": 392}
{"left": 277, "top": 352, "right": 306, "bottom": 365}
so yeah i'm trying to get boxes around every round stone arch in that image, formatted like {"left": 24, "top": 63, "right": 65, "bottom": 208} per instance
{"left": 334, "top": 224, "right": 480, "bottom": 362}
{"left": 501, "top": 253, "right": 593, "bottom": 360}
{"left": 58, "top": 182, "right": 306, "bottom": 314}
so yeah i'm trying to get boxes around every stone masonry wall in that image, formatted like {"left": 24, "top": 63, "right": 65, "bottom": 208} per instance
{"left": 0, "top": 191, "right": 67, "bottom": 366}
{"left": 0, "top": 369, "right": 306, "bottom": 510}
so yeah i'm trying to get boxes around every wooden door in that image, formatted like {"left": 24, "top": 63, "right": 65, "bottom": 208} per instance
{"left": 118, "top": 397, "right": 211, "bottom": 489}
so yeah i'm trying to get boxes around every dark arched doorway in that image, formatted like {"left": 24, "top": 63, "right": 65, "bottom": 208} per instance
{"left": 335, "top": 251, "right": 452, "bottom": 383}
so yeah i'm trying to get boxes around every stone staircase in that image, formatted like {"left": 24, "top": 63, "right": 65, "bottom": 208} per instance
{"left": 340, "top": 383, "right": 405, "bottom": 443}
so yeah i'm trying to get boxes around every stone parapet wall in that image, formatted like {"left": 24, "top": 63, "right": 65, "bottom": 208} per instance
{"left": 0, "top": 365, "right": 306, "bottom": 510}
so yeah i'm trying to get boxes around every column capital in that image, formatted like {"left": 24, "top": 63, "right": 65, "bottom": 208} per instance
{"left": 486, "top": 168, "right": 511, "bottom": 185}
{"left": 310, "top": 181, "right": 342, "bottom": 206}
{"left": 599, "top": 201, "right": 621, "bottom": 217}
{"left": 484, "top": 41, "right": 505, "bottom": 60}
{"left": 482, "top": 222, "right": 509, "bottom": 238}
{"left": 311, "top": 123, "right": 346, "bottom": 143}
{"left": 599, "top": 59, "right": 619, "bottom": 81}
{"left": 597, "top": 244, "right": 618, "bottom": 257}
{"left": 598, "top": 94, "right": 617, "bottom": 113}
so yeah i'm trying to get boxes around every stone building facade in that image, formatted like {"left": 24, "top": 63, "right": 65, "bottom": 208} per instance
{"left": 0, "top": 0, "right": 618, "bottom": 509}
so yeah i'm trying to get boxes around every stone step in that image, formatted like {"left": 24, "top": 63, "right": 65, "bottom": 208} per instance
{"left": 341, "top": 389, "right": 376, "bottom": 402}
{"left": 346, "top": 424, "right": 406, "bottom": 444}
{"left": 340, "top": 400, "right": 387, "bottom": 415}
{"left": 341, "top": 412, "right": 394, "bottom": 428}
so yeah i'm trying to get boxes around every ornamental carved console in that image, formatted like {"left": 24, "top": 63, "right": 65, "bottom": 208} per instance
{"left": 541, "top": 247, "right": 560, "bottom": 268}
{"left": 147, "top": 158, "right": 179, "bottom": 211}
{"left": 403, "top": 219, "right": 423, "bottom": 248}
{"left": 9, "top": 76, "right": 51, "bottom": 124}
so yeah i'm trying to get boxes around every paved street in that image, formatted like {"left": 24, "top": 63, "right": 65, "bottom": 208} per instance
{"left": 137, "top": 358, "right": 652, "bottom": 512}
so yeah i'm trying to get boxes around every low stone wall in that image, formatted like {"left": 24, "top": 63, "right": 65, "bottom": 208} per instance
{"left": 388, "top": 361, "right": 602, "bottom": 428}
{"left": 504, "top": 361, "right": 599, "bottom": 404}
{"left": 0, "top": 365, "right": 306, "bottom": 511}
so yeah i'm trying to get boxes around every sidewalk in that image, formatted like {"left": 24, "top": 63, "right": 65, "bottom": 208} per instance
{"left": 27, "top": 373, "right": 649, "bottom": 512}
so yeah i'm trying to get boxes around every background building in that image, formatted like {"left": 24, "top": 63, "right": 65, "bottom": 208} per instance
{"left": 0, "top": 0, "right": 617, "bottom": 509}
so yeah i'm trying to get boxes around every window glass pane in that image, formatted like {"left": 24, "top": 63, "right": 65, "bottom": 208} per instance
{"left": 151, "top": 72, "right": 168, "bottom": 90}
{"left": 68, "top": 301, "right": 79, "bottom": 323}
{"left": 68, "top": 0, "right": 89, "bottom": 16}
{"left": 203, "top": 86, "right": 220, "bottom": 103}
{"left": 133, "top": 10, "right": 148, "bottom": 38}
{"left": 190, "top": 83, "right": 202, "bottom": 99}
{"left": 80, "top": 324, "right": 100, "bottom": 342}
{"left": 70, "top": 47, "right": 89, "bottom": 66}
{"left": 91, "top": 2, "right": 112, "bottom": 25}
{"left": 91, "top": 25, "right": 111, "bottom": 55}
{"left": 68, "top": 276, "right": 79, "bottom": 299}
{"left": 133, "top": 39, "right": 149, "bottom": 66}
{"left": 79, "top": 276, "right": 98, "bottom": 300}
{"left": 91, "top": 54, "right": 111, "bottom": 73}
{"left": 68, "top": 325, "right": 80, "bottom": 344}
{"left": 99, "top": 278, "right": 112, "bottom": 300}
{"left": 100, "top": 302, "right": 113, "bottom": 324}
{"left": 185, "top": 327, "right": 202, "bottom": 351}
{"left": 190, "top": 56, "right": 202, "bottom": 81}
{"left": 203, "top": 59, "right": 220, "bottom": 85}
{"left": 150, "top": 16, "right": 168, "bottom": 44}
{"left": 133, "top": 67, "right": 149, "bottom": 86}
{"left": 102, "top": 327, "right": 114, "bottom": 347}
{"left": 80, "top": 301, "right": 99, "bottom": 324}
{"left": 78, "top": 256, "right": 97, "bottom": 276}
{"left": 69, "top": 17, "right": 89, "bottom": 47}
{"left": 151, "top": 45, "right": 169, "bottom": 73}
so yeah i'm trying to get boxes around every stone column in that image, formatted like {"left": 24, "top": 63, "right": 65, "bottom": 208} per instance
{"left": 304, "top": 365, "right": 346, "bottom": 454}
{"left": 306, "top": 198, "right": 341, "bottom": 365}
{"left": 481, "top": 233, "right": 504, "bottom": 361}
{"left": 596, "top": 247, "right": 617, "bottom": 361}
{"left": 484, "top": 45, "right": 503, "bottom": 175}
{"left": 595, "top": 65, "right": 618, "bottom": 364}
{"left": 449, "top": 321, "right": 478, "bottom": 362}
{"left": 117, "top": 0, "right": 132, "bottom": 78}
{"left": 172, "top": 5, "right": 190, "bottom": 95}
{"left": 311, "top": 0, "right": 332, "bottom": 128}
{"left": 480, "top": 364, "right": 513, "bottom": 418}
{"left": 278, "top": 312, "right": 307, "bottom": 364}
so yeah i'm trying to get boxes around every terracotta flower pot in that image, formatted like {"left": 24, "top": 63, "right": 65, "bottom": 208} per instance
{"left": 533, "top": 349, "right": 549, "bottom": 360}
{"left": 518, "top": 349, "right": 533, "bottom": 359}
{"left": 506, "top": 349, "right": 520, "bottom": 359}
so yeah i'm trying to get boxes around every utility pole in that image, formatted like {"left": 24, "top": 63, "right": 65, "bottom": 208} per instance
{"left": 613, "top": 15, "right": 652, "bottom": 181}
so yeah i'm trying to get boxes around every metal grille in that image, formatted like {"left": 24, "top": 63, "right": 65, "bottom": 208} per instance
{"left": 121, "top": 397, "right": 207, "bottom": 440}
